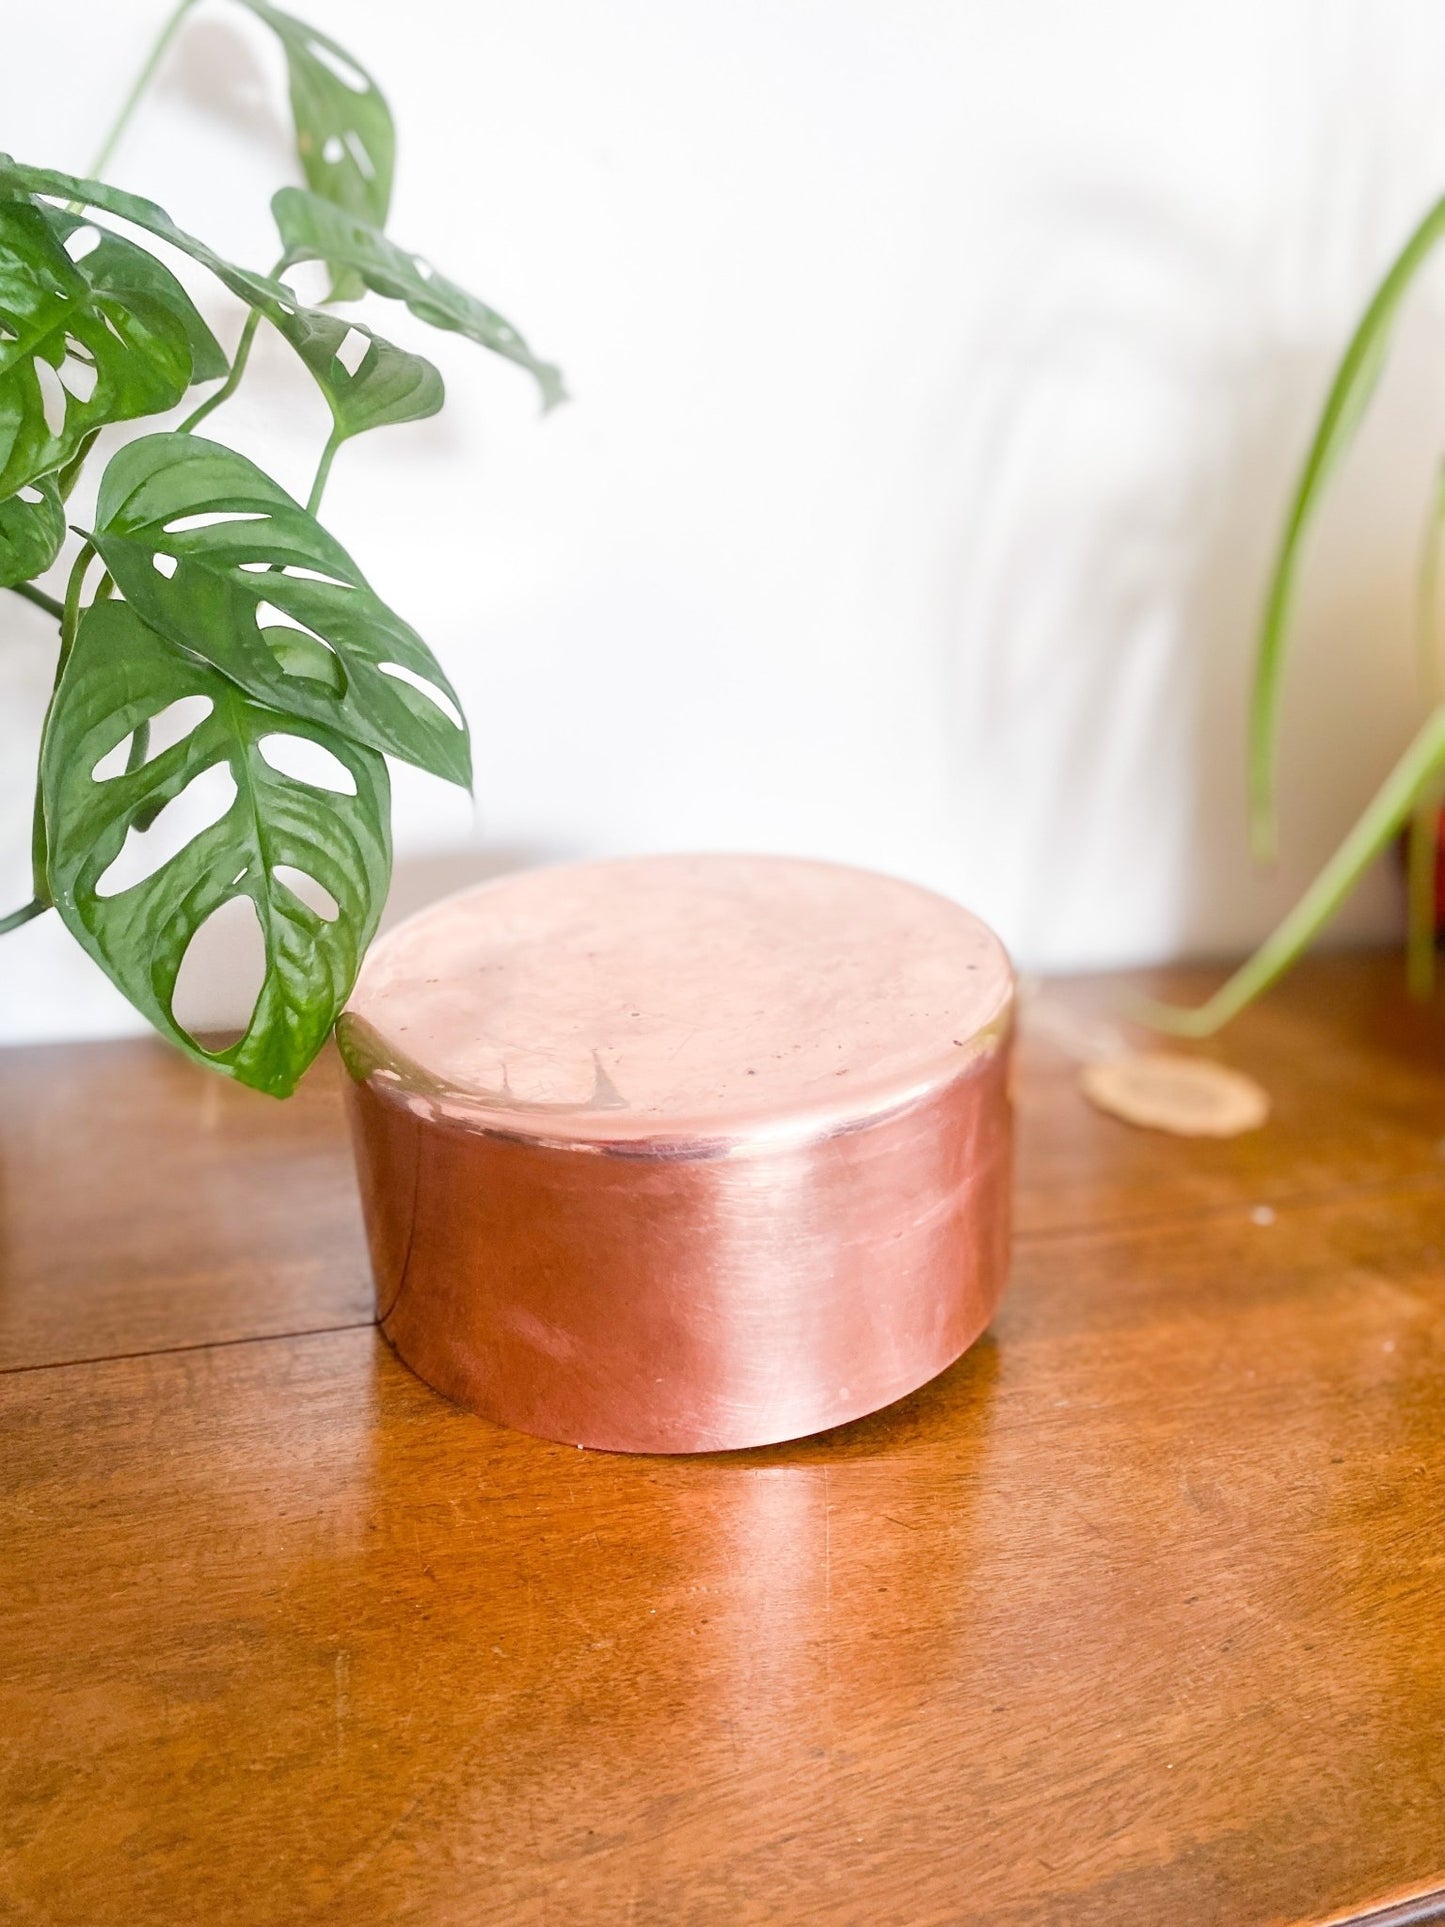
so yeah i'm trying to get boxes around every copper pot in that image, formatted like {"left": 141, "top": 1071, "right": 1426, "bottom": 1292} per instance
{"left": 339, "top": 854, "right": 1014, "bottom": 1454}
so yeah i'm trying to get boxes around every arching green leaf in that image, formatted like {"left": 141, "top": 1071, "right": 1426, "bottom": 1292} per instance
{"left": 281, "top": 308, "right": 443, "bottom": 443}
{"left": 237, "top": 1, "right": 394, "bottom": 302}
{"left": 272, "top": 187, "right": 566, "bottom": 408}
{"left": 0, "top": 474, "right": 62, "bottom": 587}
{"left": 90, "top": 432, "right": 470, "bottom": 786}
{"left": 1250, "top": 195, "right": 1445, "bottom": 856}
{"left": 0, "top": 197, "right": 194, "bottom": 496}
{"left": 42, "top": 597, "right": 391, "bottom": 1097}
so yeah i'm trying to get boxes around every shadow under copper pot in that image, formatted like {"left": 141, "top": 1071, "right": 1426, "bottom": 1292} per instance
{"left": 338, "top": 855, "right": 1015, "bottom": 1454}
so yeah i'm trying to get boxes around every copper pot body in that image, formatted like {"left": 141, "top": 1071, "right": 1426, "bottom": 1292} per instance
{"left": 340, "top": 855, "right": 1014, "bottom": 1454}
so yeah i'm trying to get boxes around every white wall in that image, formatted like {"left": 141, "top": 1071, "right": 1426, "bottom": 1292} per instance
{"left": 5, "top": 0, "right": 1445, "bottom": 1041}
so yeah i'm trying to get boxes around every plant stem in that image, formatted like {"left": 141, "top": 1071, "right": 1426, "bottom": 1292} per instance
{"left": 180, "top": 308, "right": 262, "bottom": 432}
{"left": 5, "top": 558, "right": 81, "bottom": 925}
{"left": 9, "top": 581, "right": 65, "bottom": 620}
{"left": 87, "top": 0, "right": 197, "bottom": 180}
{"left": 306, "top": 429, "right": 342, "bottom": 516}
{"left": 0, "top": 898, "right": 47, "bottom": 936}
{"left": 1135, "top": 703, "right": 1445, "bottom": 1036}
{"left": 179, "top": 245, "right": 292, "bottom": 433}
{"left": 23, "top": 541, "right": 102, "bottom": 907}
{"left": 60, "top": 540, "right": 97, "bottom": 669}
{"left": 180, "top": 253, "right": 294, "bottom": 432}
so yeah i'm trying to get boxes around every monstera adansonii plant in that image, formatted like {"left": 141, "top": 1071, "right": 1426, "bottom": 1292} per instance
{"left": 0, "top": 0, "right": 563, "bottom": 1094}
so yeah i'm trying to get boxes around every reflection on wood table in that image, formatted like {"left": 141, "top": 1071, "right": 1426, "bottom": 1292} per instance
{"left": 2, "top": 951, "right": 1444, "bottom": 1927}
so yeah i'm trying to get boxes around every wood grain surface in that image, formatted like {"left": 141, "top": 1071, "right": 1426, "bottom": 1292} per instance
{"left": 2, "top": 951, "right": 1444, "bottom": 1926}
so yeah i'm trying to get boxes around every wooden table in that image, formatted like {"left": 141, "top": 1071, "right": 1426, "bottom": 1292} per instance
{"left": 3, "top": 952, "right": 1444, "bottom": 1927}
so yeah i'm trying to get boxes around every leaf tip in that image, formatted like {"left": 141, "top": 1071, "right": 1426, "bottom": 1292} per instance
{"left": 537, "top": 366, "right": 568, "bottom": 413}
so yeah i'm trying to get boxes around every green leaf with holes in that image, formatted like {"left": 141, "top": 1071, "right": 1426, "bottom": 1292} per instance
{"left": 90, "top": 432, "right": 470, "bottom": 785}
{"left": 0, "top": 155, "right": 313, "bottom": 333}
{"left": 0, "top": 473, "right": 62, "bottom": 586}
{"left": 280, "top": 309, "right": 443, "bottom": 443}
{"left": 0, "top": 198, "right": 196, "bottom": 497}
{"left": 41, "top": 208, "right": 227, "bottom": 385}
{"left": 272, "top": 187, "right": 566, "bottom": 408}
{"left": 42, "top": 597, "right": 391, "bottom": 1097}
{"left": 0, "top": 159, "right": 460, "bottom": 453}
{"left": 237, "top": 1, "right": 394, "bottom": 302}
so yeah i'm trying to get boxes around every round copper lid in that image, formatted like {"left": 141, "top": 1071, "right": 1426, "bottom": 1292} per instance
{"left": 343, "top": 853, "right": 1012, "bottom": 1147}
{"left": 340, "top": 855, "right": 1015, "bottom": 1452}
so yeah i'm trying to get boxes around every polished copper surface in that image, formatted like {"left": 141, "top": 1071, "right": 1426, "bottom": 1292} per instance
{"left": 339, "top": 854, "right": 1014, "bottom": 1452}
